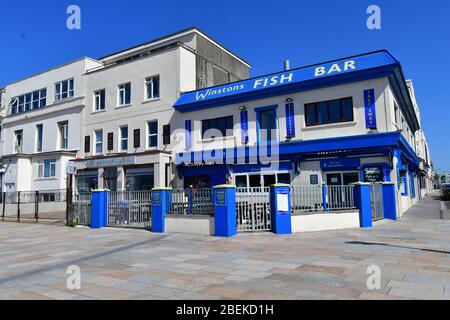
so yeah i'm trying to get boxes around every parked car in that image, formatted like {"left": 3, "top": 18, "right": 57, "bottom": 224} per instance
{"left": 441, "top": 183, "right": 450, "bottom": 200}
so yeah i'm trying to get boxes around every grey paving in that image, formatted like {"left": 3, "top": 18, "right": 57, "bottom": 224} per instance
{"left": 0, "top": 194, "right": 448, "bottom": 300}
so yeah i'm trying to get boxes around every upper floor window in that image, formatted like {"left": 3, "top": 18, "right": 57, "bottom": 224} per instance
{"left": 393, "top": 102, "right": 399, "bottom": 126}
{"left": 94, "top": 89, "right": 106, "bottom": 111}
{"left": 118, "top": 83, "right": 131, "bottom": 106}
{"left": 58, "top": 121, "right": 69, "bottom": 150}
{"left": 11, "top": 89, "right": 46, "bottom": 115}
{"left": 38, "top": 159, "right": 57, "bottom": 178}
{"left": 55, "top": 79, "right": 74, "bottom": 101}
{"left": 95, "top": 130, "right": 103, "bottom": 154}
{"left": 147, "top": 121, "right": 158, "bottom": 148}
{"left": 120, "top": 126, "right": 128, "bottom": 151}
{"left": 305, "top": 97, "right": 353, "bottom": 127}
{"left": 145, "top": 75, "right": 160, "bottom": 100}
{"left": 15, "top": 130, "right": 23, "bottom": 154}
{"left": 36, "top": 124, "right": 43, "bottom": 152}
{"left": 201, "top": 116, "right": 233, "bottom": 139}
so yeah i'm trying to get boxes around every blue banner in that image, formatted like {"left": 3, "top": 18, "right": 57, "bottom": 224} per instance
{"left": 364, "top": 89, "right": 377, "bottom": 129}
{"left": 185, "top": 120, "right": 192, "bottom": 150}
{"left": 174, "top": 51, "right": 397, "bottom": 109}
{"left": 285, "top": 103, "right": 295, "bottom": 139}
{"left": 240, "top": 110, "right": 249, "bottom": 144}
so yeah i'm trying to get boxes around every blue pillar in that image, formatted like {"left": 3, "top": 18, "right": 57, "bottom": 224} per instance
{"left": 352, "top": 183, "right": 372, "bottom": 228}
{"left": 91, "top": 190, "right": 109, "bottom": 229}
{"left": 213, "top": 185, "right": 236, "bottom": 237}
{"left": 322, "top": 184, "right": 328, "bottom": 212}
{"left": 151, "top": 188, "right": 172, "bottom": 233}
{"left": 382, "top": 182, "right": 397, "bottom": 220}
{"left": 270, "top": 184, "right": 292, "bottom": 235}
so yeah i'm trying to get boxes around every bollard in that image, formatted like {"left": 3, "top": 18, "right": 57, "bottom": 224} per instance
{"left": 352, "top": 182, "right": 372, "bottom": 228}
{"left": 382, "top": 182, "right": 397, "bottom": 220}
{"left": 270, "top": 184, "right": 292, "bottom": 235}
{"left": 91, "top": 189, "right": 110, "bottom": 228}
{"left": 213, "top": 185, "right": 236, "bottom": 237}
{"left": 151, "top": 188, "right": 172, "bottom": 233}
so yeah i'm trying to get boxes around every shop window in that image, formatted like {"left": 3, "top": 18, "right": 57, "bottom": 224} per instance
{"left": 235, "top": 175, "right": 248, "bottom": 188}
{"left": 277, "top": 173, "right": 291, "bottom": 184}
{"left": 104, "top": 167, "right": 117, "bottom": 191}
{"left": 305, "top": 97, "right": 353, "bottom": 127}
{"left": 125, "top": 167, "right": 154, "bottom": 191}
{"left": 202, "top": 116, "right": 233, "bottom": 139}
{"left": 249, "top": 175, "right": 262, "bottom": 188}
{"left": 77, "top": 171, "right": 98, "bottom": 192}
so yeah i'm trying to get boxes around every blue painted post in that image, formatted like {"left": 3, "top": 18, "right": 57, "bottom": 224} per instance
{"left": 91, "top": 190, "right": 109, "bottom": 228}
{"left": 382, "top": 182, "right": 397, "bottom": 220}
{"left": 213, "top": 185, "right": 236, "bottom": 237}
{"left": 322, "top": 184, "right": 328, "bottom": 212}
{"left": 151, "top": 188, "right": 172, "bottom": 233}
{"left": 188, "top": 186, "right": 193, "bottom": 215}
{"left": 270, "top": 184, "right": 292, "bottom": 235}
{"left": 352, "top": 183, "right": 372, "bottom": 228}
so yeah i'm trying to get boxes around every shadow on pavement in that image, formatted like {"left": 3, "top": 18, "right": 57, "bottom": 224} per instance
{"left": 346, "top": 241, "right": 450, "bottom": 255}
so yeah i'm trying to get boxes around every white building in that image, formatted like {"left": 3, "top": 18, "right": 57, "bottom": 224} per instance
{"left": 0, "top": 27, "right": 250, "bottom": 193}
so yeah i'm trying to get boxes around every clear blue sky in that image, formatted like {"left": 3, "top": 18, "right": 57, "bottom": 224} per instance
{"left": 1, "top": 0, "right": 449, "bottom": 171}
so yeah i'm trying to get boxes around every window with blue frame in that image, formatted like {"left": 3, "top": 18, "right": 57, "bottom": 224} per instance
{"left": 201, "top": 116, "right": 233, "bottom": 139}
{"left": 11, "top": 89, "right": 47, "bottom": 115}
{"left": 305, "top": 97, "right": 353, "bottom": 127}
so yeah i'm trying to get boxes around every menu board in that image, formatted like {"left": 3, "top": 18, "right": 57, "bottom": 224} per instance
{"left": 364, "top": 166, "right": 383, "bottom": 183}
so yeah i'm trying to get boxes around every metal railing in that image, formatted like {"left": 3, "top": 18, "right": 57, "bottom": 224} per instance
{"left": 72, "top": 192, "right": 92, "bottom": 226}
{"left": 171, "top": 188, "right": 213, "bottom": 216}
{"left": 108, "top": 191, "right": 152, "bottom": 229}
{"left": 291, "top": 185, "right": 356, "bottom": 215}
{"left": 1, "top": 189, "right": 68, "bottom": 223}
{"left": 291, "top": 185, "right": 324, "bottom": 214}
{"left": 236, "top": 187, "right": 271, "bottom": 232}
{"left": 326, "top": 185, "right": 356, "bottom": 211}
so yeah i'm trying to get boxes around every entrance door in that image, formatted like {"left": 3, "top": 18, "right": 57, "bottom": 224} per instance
{"left": 327, "top": 173, "right": 342, "bottom": 186}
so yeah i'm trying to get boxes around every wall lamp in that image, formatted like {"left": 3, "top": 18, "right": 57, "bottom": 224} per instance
{"left": 239, "top": 106, "right": 247, "bottom": 111}
{"left": 286, "top": 98, "right": 293, "bottom": 103}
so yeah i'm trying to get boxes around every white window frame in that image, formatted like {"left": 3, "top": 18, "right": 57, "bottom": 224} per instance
{"left": 55, "top": 78, "right": 74, "bottom": 101}
{"left": 145, "top": 75, "right": 160, "bottom": 100}
{"left": 95, "top": 130, "right": 103, "bottom": 155}
{"left": 118, "top": 83, "right": 131, "bottom": 106}
{"left": 12, "top": 89, "right": 46, "bottom": 115}
{"left": 234, "top": 171, "right": 292, "bottom": 189}
{"left": 15, "top": 130, "right": 23, "bottom": 154}
{"left": 147, "top": 121, "right": 158, "bottom": 148}
{"left": 58, "top": 121, "right": 69, "bottom": 150}
{"left": 94, "top": 89, "right": 106, "bottom": 111}
{"left": 36, "top": 124, "right": 43, "bottom": 152}
{"left": 119, "top": 126, "right": 128, "bottom": 152}
{"left": 37, "top": 159, "right": 57, "bottom": 179}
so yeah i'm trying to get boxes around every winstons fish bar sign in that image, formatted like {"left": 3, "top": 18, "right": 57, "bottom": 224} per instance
{"left": 174, "top": 50, "right": 398, "bottom": 112}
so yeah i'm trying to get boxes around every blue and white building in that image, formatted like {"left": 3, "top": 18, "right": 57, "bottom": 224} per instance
{"left": 172, "top": 50, "right": 432, "bottom": 216}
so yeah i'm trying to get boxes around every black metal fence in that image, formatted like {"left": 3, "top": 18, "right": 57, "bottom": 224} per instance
{"left": 1, "top": 189, "right": 69, "bottom": 224}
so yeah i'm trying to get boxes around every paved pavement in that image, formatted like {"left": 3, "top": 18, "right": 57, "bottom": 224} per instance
{"left": 0, "top": 195, "right": 449, "bottom": 300}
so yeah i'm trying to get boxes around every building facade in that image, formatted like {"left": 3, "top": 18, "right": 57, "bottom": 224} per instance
{"left": 0, "top": 28, "right": 250, "bottom": 193}
{"left": 173, "top": 50, "right": 431, "bottom": 215}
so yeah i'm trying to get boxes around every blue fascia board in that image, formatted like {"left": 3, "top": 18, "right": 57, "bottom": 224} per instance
{"left": 176, "top": 131, "right": 420, "bottom": 166}
{"left": 174, "top": 50, "right": 398, "bottom": 112}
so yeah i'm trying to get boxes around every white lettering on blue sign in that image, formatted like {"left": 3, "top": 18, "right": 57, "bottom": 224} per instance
{"left": 253, "top": 73, "right": 294, "bottom": 89}
{"left": 315, "top": 60, "right": 356, "bottom": 77}
{"left": 195, "top": 84, "right": 245, "bottom": 101}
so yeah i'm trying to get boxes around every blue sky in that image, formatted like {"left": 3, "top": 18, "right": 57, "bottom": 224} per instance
{"left": 1, "top": 0, "right": 449, "bottom": 171}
